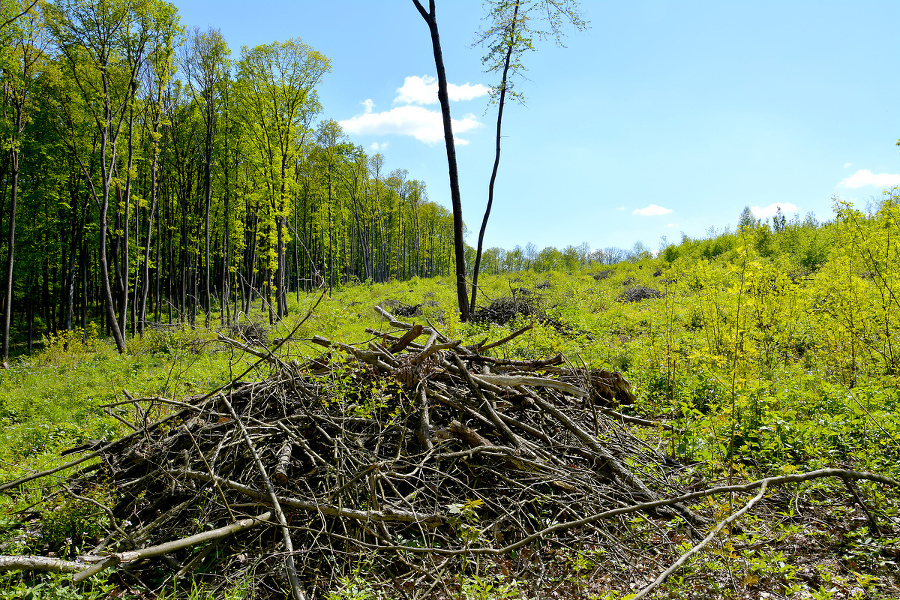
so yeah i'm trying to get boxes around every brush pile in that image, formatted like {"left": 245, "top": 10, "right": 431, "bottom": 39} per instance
{"left": 1, "top": 306, "right": 708, "bottom": 598}
{"left": 470, "top": 291, "right": 577, "bottom": 339}
{"left": 619, "top": 285, "right": 664, "bottom": 303}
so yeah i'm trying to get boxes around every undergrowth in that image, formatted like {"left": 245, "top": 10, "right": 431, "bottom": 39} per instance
{"left": 1, "top": 195, "right": 900, "bottom": 598}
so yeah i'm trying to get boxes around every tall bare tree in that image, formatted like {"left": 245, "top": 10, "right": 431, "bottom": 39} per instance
{"left": 411, "top": 0, "right": 470, "bottom": 321}
{"left": 469, "top": 0, "right": 586, "bottom": 313}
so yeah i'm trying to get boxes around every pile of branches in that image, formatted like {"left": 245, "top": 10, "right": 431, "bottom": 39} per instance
{"left": 471, "top": 292, "right": 575, "bottom": 339}
{"left": 619, "top": 285, "right": 664, "bottom": 303}
{"left": 470, "top": 295, "right": 539, "bottom": 325}
{"left": 1, "top": 304, "right": 898, "bottom": 599}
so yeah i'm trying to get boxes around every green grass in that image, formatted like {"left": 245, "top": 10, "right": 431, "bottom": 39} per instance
{"left": 2, "top": 207, "right": 900, "bottom": 597}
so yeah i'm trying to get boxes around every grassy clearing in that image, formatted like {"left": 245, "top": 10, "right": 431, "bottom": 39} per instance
{"left": 1, "top": 200, "right": 900, "bottom": 598}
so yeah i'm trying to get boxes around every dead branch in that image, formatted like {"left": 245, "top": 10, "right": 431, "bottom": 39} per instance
{"left": 632, "top": 482, "right": 768, "bottom": 600}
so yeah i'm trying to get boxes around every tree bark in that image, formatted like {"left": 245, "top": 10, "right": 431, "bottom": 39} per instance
{"left": 412, "top": 0, "right": 469, "bottom": 321}
{"left": 1, "top": 149, "right": 19, "bottom": 368}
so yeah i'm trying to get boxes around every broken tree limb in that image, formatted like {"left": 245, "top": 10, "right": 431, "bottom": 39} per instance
{"left": 631, "top": 482, "right": 769, "bottom": 600}
{"left": 374, "top": 305, "right": 449, "bottom": 343}
{"left": 0, "top": 555, "right": 86, "bottom": 574}
{"left": 390, "top": 324, "right": 424, "bottom": 353}
{"left": 471, "top": 324, "right": 533, "bottom": 353}
{"left": 274, "top": 441, "right": 293, "bottom": 486}
{"left": 76, "top": 510, "right": 273, "bottom": 582}
{"left": 0, "top": 511, "right": 273, "bottom": 581}
{"left": 413, "top": 340, "right": 459, "bottom": 364}
{"left": 221, "top": 393, "right": 304, "bottom": 600}
{"left": 176, "top": 469, "right": 444, "bottom": 526}
{"left": 475, "top": 373, "right": 587, "bottom": 398}
{"left": 218, "top": 334, "right": 285, "bottom": 367}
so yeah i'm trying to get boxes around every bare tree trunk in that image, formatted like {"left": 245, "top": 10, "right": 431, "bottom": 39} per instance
{"left": 120, "top": 104, "right": 136, "bottom": 339}
{"left": 138, "top": 136, "right": 161, "bottom": 335}
{"left": 1, "top": 149, "right": 19, "bottom": 368}
{"left": 328, "top": 167, "right": 334, "bottom": 297}
{"left": 470, "top": 0, "right": 519, "bottom": 314}
{"left": 412, "top": 0, "right": 469, "bottom": 321}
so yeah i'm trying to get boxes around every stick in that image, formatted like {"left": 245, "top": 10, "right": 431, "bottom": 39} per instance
{"left": 0, "top": 511, "right": 273, "bottom": 580}
{"left": 274, "top": 441, "right": 293, "bottom": 486}
{"left": 843, "top": 476, "right": 881, "bottom": 536}
{"left": 374, "top": 305, "right": 446, "bottom": 341}
{"left": 176, "top": 469, "right": 443, "bottom": 525}
{"left": 389, "top": 324, "right": 424, "bottom": 353}
{"left": 0, "top": 555, "right": 85, "bottom": 574}
{"left": 598, "top": 406, "right": 678, "bottom": 432}
{"left": 472, "top": 324, "right": 533, "bottom": 353}
{"left": 413, "top": 340, "right": 459, "bottom": 364}
{"left": 221, "top": 393, "right": 305, "bottom": 600}
{"left": 476, "top": 373, "right": 587, "bottom": 398}
{"left": 417, "top": 386, "right": 434, "bottom": 452}
{"left": 218, "top": 334, "right": 285, "bottom": 367}
{"left": 631, "top": 482, "right": 768, "bottom": 600}
{"left": 75, "top": 510, "right": 273, "bottom": 583}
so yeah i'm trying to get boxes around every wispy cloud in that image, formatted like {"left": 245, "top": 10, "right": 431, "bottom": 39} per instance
{"left": 666, "top": 223, "right": 679, "bottom": 228}
{"left": 838, "top": 169, "right": 900, "bottom": 189}
{"left": 843, "top": 162, "right": 852, "bottom": 168}
{"left": 633, "top": 204, "right": 672, "bottom": 216}
{"left": 750, "top": 203, "right": 799, "bottom": 220}
{"left": 395, "top": 75, "right": 490, "bottom": 105}
{"left": 339, "top": 101, "right": 482, "bottom": 145}
{"left": 370, "top": 142, "right": 389, "bottom": 152}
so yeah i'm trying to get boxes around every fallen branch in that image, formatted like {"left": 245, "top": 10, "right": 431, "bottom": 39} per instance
{"left": 0, "top": 555, "right": 85, "bottom": 574}
{"left": 471, "top": 324, "right": 533, "bottom": 353}
{"left": 221, "top": 393, "right": 304, "bottom": 600}
{"left": 0, "top": 511, "right": 273, "bottom": 581}
{"left": 631, "top": 482, "right": 768, "bottom": 599}
{"left": 176, "top": 469, "right": 444, "bottom": 525}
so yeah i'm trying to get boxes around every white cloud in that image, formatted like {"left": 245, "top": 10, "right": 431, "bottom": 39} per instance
{"left": 339, "top": 104, "right": 482, "bottom": 145}
{"left": 838, "top": 169, "right": 900, "bottom": 189}
{"left": 750, "top": 203, "right": 799, "bottom": 220}
{"left": 395, "top": 75, "right": 490, "bottom": 105}
{"left": 370, "top": 142, "right": 389, "bottom": 152}
{"left": 616, "top": 206, "right": 625, "bottom": 211}
{"left": 632, "top": 204, "right": 672, "bottom": 216}
{"left": 843, "top": 162, "right": 852, "bottom": 168}
{"left": 666, "top": 223, "right": 679, "bottom": 228}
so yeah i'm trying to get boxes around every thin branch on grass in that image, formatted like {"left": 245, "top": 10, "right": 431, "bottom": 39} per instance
{"left": 631, "top": 481, "right": 768, "bottom": 600}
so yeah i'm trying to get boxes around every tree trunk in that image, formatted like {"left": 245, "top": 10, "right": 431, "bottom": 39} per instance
{"left": 412, "top": 0, "right": 469, "bottom": 321}
{"left": 1, "top": 149, "right": 19, "bottom": 368}
{"left": 470, "top": 0, "right": 519, "bottom": 314}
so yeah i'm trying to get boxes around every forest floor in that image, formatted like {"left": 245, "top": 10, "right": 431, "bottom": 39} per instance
{"left": 0, "top": 259, "right": 898, "bottom": 599}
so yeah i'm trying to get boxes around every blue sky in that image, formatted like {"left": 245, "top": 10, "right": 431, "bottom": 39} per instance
{"left": 172, "top": 0, "right": 900, "bottom": 253}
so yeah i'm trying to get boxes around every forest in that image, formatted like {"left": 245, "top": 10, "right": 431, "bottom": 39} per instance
{"left": 1, "top": 0, "right": 900, "bottom": 599}
{"left": 0, "top": 0, "right": 464, "bottom": 364}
